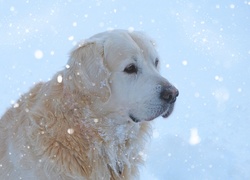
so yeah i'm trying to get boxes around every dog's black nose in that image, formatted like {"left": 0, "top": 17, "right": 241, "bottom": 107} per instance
{"left": 160, "top": 86, "right": 179, "bottom": 103}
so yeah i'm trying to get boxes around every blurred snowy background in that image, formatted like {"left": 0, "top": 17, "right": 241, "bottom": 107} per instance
{"left": 0, "top": 0, "right": 250, "bottom": 179}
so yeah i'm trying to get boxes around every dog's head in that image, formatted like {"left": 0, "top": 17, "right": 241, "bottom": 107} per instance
{"left": 65, "top": 30, "right": 178, "bottom": 123}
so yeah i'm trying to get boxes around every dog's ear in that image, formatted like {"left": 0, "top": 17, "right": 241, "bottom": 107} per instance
{"left": 65, "top": 39, "right": 111, "bottom": 102}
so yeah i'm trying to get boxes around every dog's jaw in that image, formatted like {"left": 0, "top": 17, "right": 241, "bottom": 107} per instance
{"left": 129, "top": 103, "right": 176, "bottom": 123}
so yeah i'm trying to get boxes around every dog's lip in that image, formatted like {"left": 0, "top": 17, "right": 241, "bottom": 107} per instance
{"left": 129, "top": 114, "right": 156, "bottom": 123}
{"left": 161, "top": 110, "right": 171, "bottom": 118}
{"left": 161, "top": 104, "right": 174, "bottom": 118}
{"left": 129, "top": 114, "right": 140, "bottom": 123}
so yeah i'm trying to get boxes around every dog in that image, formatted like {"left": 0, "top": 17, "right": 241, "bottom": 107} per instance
{"left": 0, "top": 29, "right": 178, "bottom": 179}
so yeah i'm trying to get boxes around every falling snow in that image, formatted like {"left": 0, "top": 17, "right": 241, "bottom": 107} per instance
{"left": 182, "top": 60, "right": 188, "bottom": 66}
{"left": 128, "top": 27, "right": 134, "bottom": 33}
{"left": 57, "top": 74, "right": 63, "bottom": 83}
{"left": 229, "top": 4, "right": 235, "bottom": 9}
{"left": 214, "top": 75, "right": 223, "bottom": 82}
{"left": 34, "top": 50, "right": 43, "bottom": 59}
{"left": 13, "top": 103, "right": 19, "bottom": 108}
{"left": 68, "top": 36, "right": 74, "bottom": 41}
{"left": 152, "top": 129, "right": 160, "bottom": 138}
{"left": 189, "top": 128, "right": 201, "bottom": 145}
{"left": 93, "top": 118, "right": 99, "bottom": 123}
{"left": 0, "top": 0, "right": 249, "bottom": 179}
{"left": 67, "top": 128, "right": 74, "bottom": 135}
{"left": 72, "top": 22, "right": 77, "bottom": 27}
{"left": 10, "top": 6, "right": 15, "bottom": 12}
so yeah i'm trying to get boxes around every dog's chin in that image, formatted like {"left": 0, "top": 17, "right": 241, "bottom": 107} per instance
{"left": 129, "top": 104, "right": 175, "bottom": 123}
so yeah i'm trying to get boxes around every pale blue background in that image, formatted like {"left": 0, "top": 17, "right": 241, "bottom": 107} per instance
{"left": 1, "top": 1, "right": 250, "bottom": 179}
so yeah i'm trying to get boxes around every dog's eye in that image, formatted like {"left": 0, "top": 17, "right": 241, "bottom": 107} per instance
{"left": 155, "top": 58, "right": 159, "bottom": 67}
{"left": 124, "top": 64, "right": 138, "bottom": 74}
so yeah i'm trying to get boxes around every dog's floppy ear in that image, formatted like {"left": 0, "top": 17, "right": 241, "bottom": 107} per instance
{"left": 65, "top": 39, "right": 111, "bottom": 102}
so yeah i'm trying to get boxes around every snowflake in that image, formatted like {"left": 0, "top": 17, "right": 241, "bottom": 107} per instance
{"left": 189, "top": 128, "right": 201, "bottom": 145}
{"left": 50, "top": 51, "right": 55, "bottom": 55}
{"left": 13, "top": 103, "right": 19, "bottom": 108}
{"left": 215, "top": 75, "right": 223, "bottom": 82}
{"left": 128, "top": 27, "right": 134, "bottom": 33}
{"left": 152, "top": 129, "right": 159, "bottom": 138}
{"left": 34, "top": 50, "right": 43, "bottom": 59}
{"left": 67, "top": 128, "right": 74, "bottom": 135}
{"left": 57, "top": 74, "right": 63, "bottom": 83}
{"left": 229, "top": 4, "right": 235, "bottom": 9}
{"left": 10, "top": 6, "right": 15, "bottom": 12}
{"left": 182, "top": 60, "right": 188, "bottom": 66}
{"left": 68, "top": 36, "right": 74, "bottom": 41}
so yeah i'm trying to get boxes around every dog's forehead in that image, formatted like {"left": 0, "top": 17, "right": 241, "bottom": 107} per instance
{"left": 129, "top": 31, "right": 158, "bottom": 59}
{"left": 102, "top": 30, "right": 158, "bottom": 66}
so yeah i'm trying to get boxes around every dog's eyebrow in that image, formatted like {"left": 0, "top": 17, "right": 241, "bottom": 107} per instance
{"left": 155, "top": 57, "right": 160, "bottom": 67}
{"left": 132, "top": 56, "right": 137, "bottom": 62}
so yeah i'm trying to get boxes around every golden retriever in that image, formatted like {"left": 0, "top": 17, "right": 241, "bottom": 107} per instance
{"left": 0, "top": 29, "right": 178, "bottom": 179}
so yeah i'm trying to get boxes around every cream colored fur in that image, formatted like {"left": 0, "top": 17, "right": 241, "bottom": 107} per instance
{"left": 0, "top": 30, "right": 177, "bottom": 179}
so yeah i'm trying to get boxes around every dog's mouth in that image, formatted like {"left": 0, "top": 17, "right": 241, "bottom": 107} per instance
{"left": 161, "top": 104, "right": 175, "bottom": 119}
{"left": 129, "top": 114, "right": 156, "bottom": 123}
{"left": 129, "top": 104, "right": 175, "bottom": 123}
{"left": 129, "top": 114, "right": 140, "bottom": 123}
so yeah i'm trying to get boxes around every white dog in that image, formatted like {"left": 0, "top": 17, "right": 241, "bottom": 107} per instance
{"left": 0, "top": 30, "right": 178, "bottom": 179}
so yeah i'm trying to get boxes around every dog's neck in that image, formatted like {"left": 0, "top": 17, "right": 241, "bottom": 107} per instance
{"left": 79, "top": 115, "right": 152, "bottom": 178}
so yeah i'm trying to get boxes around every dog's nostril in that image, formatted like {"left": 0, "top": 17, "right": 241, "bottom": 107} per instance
{"left": 166, "top": 94, "right": 173, "bottom": 102}
{"left": 160, "top": 87, "right": 179, "bottom": 103}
